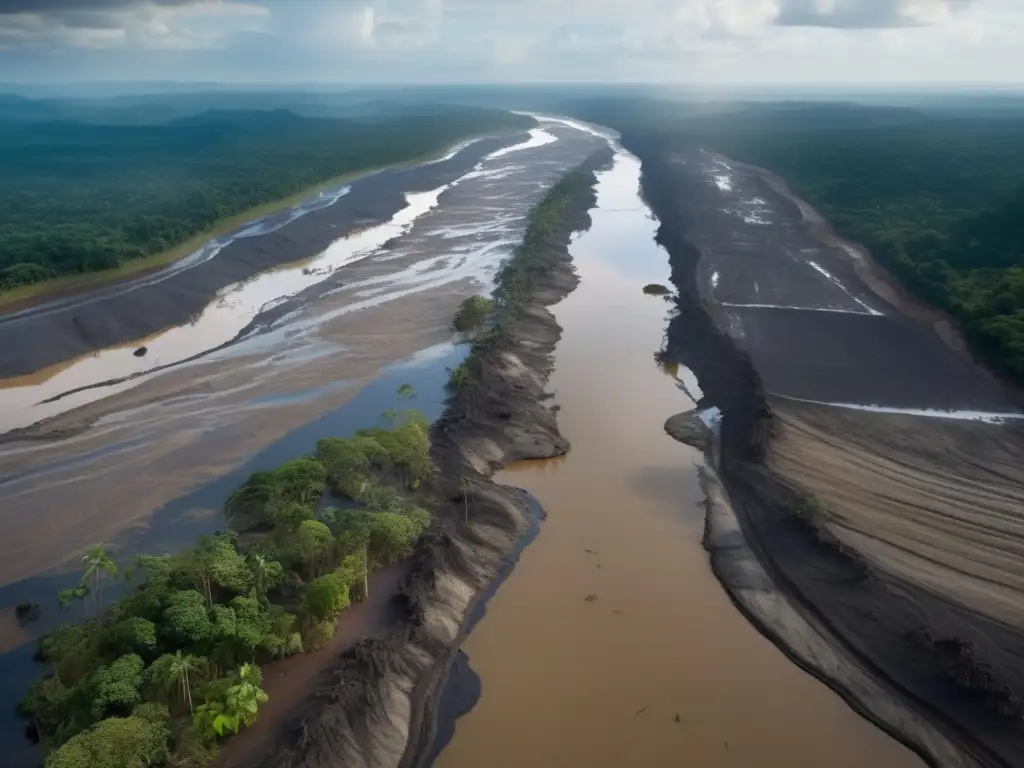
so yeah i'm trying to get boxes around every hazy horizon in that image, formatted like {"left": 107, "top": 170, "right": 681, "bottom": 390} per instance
{"left": 1, "top": 1, "right": 1021, "bottom": 89}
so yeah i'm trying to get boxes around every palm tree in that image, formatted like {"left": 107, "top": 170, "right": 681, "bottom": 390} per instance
{"left": 81, "top": 544, "right": 117, "bottom": 614}
{"left": 250, "top": 553, "right": 269, "bottom": 598}
{"left": 227, "top": 663, "right": 269, "bottom": 729}
{"left": 155, "top": 651, "right": 202, "bottom": 715}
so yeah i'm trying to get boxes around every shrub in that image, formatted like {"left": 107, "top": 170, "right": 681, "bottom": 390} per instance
{"left": 304, "top": 621, "right": 336, "bottom": 651}
{"left": 453, "top": 295, "right": 493, "bottom": 332}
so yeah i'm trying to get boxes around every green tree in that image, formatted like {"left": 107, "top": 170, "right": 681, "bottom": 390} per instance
{"left": 453, "top": 295, "right": 493, "bottom": 332}
{"left": 192, "top": 664, "right": 268, "bottom": 739}
{"left": 108, "top": 617, "right": 157, "bottom": 656}
{"left": 161, "top": 590, "right": 213, "bottom": 647}
{"left": 147, "top": 651, "right": 203, "bottom": 715}
{"left": 305, "top": 569, "right": 354, "bottom": 622}
{"left": 88, "top": 654, "right": 145, "bottom": 719}
{"left": 367, "top": 512, "right": 423, "bottom": 566}
{"left": 181, "top": 535, "right": 251, "bottom": 608}
{"left": 45, "top": 714, "right": 169, "bottom": 768}
{"left": 81, "top": 545, "right": 117, "bottom": 614}
{"left": 274, "top": 458, "right": 327, "bottom": 506}
{"left": 291, "top": 519, "right": 334, "bottom": 578}
{"left": 247, "top": 553, "right": 284, "bottom": 599}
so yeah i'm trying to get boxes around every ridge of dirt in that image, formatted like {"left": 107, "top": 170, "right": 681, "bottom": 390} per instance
{"left": 634, "top": 136, "right": 1024, "bottom": 768}
{"left": 247, "top": 147, "right": 613, "bottom": 768}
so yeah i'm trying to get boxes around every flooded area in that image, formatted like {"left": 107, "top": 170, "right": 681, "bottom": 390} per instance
{"left": 0, "top": 117, "right": 604, "bottom": 766}
{"left": 0, "top": 118, "right": 604, "bottom": 590}
{"left": 435, "top": 148, "right": 923, "bottom": 766}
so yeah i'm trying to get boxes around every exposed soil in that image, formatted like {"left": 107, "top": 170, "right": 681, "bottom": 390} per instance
{"left": 632, "top": 134, "right": 1024, "bottom": 768}
{"left": 243, "top": 147, "right": 613, "bottom": 768}
{"left": 0, "top": 134, "right": 524, "bottom": 379}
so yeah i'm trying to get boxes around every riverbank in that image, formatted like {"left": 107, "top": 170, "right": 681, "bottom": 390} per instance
{"left": 248, "top": 148, "right": 612, "bottom": 768}
{"left": 0, "top": 131, "right": 527, "bottom": 379}
{"left": 432, "top": 136, "right": 921, "bottom": 768}
{"left": 0, "top": 145, "right": 461, "bottom": 313}
{"left": 634, "top": 135, "right": 1024, "bottom": 768}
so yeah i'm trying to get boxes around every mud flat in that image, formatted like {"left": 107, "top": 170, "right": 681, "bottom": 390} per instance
{"left": 0, "top": 132, "right": 529, "bottom": 379}
{"left": 0, "top": 120, "right": 605, "bottom": 595}
{"left": 636, "top": 136, "right": 1024, "bottom": 767}
{"left": 432, "top": 142, "right": 922, "bottom": 767}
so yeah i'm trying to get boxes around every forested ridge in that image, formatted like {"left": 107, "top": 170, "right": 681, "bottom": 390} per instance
{"left": 0, "top": 105, "right": 529, "bottom": 291}
{"left": 573, "top": 99, "right": 1024, "bottom": 385}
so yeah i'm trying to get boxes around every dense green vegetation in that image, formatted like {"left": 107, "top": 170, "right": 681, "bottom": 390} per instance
{"left": 20, "top": 396, "right": 435, "bottom": 767}
{"left": 0, "top": 106, "right": 530, "bottom": 291}
{"left": 447, "top": 164, "right": 593, "bottom": 391}
{"left": 452, "top": 295, "right": 493, "bottom": 333}
{"left": 572, "top": 100, "right": 1024, "bottom": 383}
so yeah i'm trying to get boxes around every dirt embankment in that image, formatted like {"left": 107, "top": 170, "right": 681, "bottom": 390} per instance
{"left": 245, "top": 147, "right": 613, "bottom": 768}
{"left": 633, "top": 135, "right": 1024, "bottom": 768}
{"left": 737, "top": 159, "right": 1024, "bottom": 406}
{"left": 0, "top": 134, "right": 525, "bottom": 380}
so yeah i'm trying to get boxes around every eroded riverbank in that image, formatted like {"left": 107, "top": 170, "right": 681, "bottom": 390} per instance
{"left": 248, "top": 146, "right": 613, "bottom": 768}
{"left": 433, "top": 143, "right": 922, "bottom": 767}
{"left": 634, "top": 135, "right": 1024, "bottom": 767}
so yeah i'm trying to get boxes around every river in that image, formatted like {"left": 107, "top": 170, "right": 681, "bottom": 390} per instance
{"left": 434, "top": 140, "right": 923, "bottom": 767}
{"left": 0, "top": 117, "right": 925, "bottom": 768}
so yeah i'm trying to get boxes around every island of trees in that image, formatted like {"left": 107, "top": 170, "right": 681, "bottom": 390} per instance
{"left": 19, "top": 399, "right": 435, "bottom": 767}
{"left": 0, "top": 105, "right": 530, "bottom": 293}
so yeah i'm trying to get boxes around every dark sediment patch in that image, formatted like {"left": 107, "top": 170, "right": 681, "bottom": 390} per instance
{"left": 718, "top": 307, "right": 1009, "bottom": 410}
{"left": 246, "top": 147, "right": 614, "bottom": 768}
{"left": 0, "top": 133, "right": 527, "bottom": 379}
{"left": 633, "top": 132, "right": 1024, "bottom": 768}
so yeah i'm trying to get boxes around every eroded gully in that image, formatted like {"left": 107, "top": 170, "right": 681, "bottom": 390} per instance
{"left": 434, "top": 141, "right": 923, "bottom": 767}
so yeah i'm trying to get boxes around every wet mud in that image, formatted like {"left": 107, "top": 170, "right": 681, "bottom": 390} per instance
{"left": 634, "top": 134, "right": 1024, "bottom": 768}
{"left": 0, "top": 134, "right": 525, "bottom": 378}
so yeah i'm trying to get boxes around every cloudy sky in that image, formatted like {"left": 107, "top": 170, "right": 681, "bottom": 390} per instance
{"left": 0, "top": 0, "right": 1020, "bottom": 85}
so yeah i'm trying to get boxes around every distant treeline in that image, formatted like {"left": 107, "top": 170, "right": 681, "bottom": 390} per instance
{"left": 0, "top": 105, "right": 530, "bottom": 291}
{"left": 571, "top": 99, "right": 1024, "bottom": 385}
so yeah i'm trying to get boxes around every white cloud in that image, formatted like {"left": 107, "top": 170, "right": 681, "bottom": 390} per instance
{"left": 0, "top": 0, "right": 1021, "bottom": 84}
{"left": 0, "top": 0, "right": 268, "bottom": 50}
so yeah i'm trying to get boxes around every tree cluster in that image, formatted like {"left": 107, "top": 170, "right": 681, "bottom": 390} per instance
{"left": 21, "top": 396, "right": 436, "bottom": 767}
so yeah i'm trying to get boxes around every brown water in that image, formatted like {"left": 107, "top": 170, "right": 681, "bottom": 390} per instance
{"left": 436, "top": 149, "right": 923, "bottom": 767}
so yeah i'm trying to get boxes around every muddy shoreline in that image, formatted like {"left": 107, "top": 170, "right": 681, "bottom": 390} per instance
{"left": 735, "top": 158, "right": 1024, "bottom": 408}
{"left": 634, "top": 135, "right": 1024, "bottom": 768}
{"left": 246, "top": 147, "right": 612, "bottom": 768}
{"left": 0, "top": 132, "right": 527, "bottom": 379}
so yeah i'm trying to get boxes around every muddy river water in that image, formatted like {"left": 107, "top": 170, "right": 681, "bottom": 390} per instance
{"left": 0, "top": 118, "right": 925, "bottom": 767}
{"left": 435, "top": 145, "right": 923, "bottom": 767}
